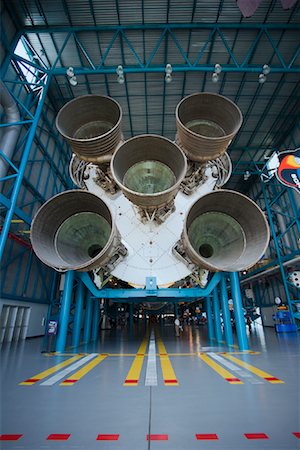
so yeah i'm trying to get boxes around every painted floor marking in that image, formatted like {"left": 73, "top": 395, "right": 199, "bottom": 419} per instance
{"left": 0, "top": 435, "right": 23, "bottom": 441}
{"left": 40, "top": 353, "right": 98, "bottom": 386}
{"left": 19, "top": 354, "right": 83, "bottom": 385}
{"left": 97, "top": 434, "right": 119, "bottom": 441}
{"left": 147, "top": 434, "right": 168, "bottom": 441}
{"left": 208, "top": 353, "right": 264, "bottom": 385}
{"left": 156, "top": 332, "right": 178, "bottom": 386}
{"left": 244, "top": 433, "right": 269, "bottom": 439}
{"left": 124, "top": 332, "right": 149, "bottom": 386}
{"left": 60, "top": 354, "right": 108, "bottom": 385}
{"left": 145, "top": 330, "right": 158, "bottom": 386}
{"left": 198, "top": 353, "right": 243, "bottom": 384}
{"left": 47, "top": 434, "right": 71, "bottom": 440}
{"left": 223, "top": 353, "right": 284, "bottom": 384}
{"left": 196, "top": 434, "right": 219, "bottom": 440}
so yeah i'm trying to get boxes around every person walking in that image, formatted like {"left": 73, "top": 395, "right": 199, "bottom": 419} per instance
{"left": 174, "top": 316, "right": 181, "bottom": 337}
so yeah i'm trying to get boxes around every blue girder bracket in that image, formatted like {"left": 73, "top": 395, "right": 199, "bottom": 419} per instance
{"left": 78, "top": 272, "right": 222, "bottom": 302}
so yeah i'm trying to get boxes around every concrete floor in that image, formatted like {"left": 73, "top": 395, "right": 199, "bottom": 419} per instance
{"left": 1, "top": 321, "right": 300, "bottom": 450}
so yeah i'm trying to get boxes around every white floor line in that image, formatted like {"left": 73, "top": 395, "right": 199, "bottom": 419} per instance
{"left": 40, "top": 353, "right": 98, "bottom": 386}
{"left": 208, "top": 352, "right": 264, "bottom": 384}
{"left": 145, "top": 330, "right": 157, "bottom": 386}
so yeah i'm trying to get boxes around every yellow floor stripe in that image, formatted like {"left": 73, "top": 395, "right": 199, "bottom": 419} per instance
{"left": 198, "top": 353, "right": 243, "bottom": 384}
{"left": 60, "top": 354, "right": 108, "bottom": 386}
{"left": 223, "top": 353, "right": 284, "bottom": 384}
{"left": 156, "top": 333, "right": 178, "bottom": 386}
{"left": 19, "top": 355, "right": 83, "bottom": 385}
{"left": 123, "top": 332, "right": 149, "bottom": 386}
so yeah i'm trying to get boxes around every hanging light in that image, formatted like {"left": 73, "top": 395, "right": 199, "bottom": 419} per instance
{"left": 69, "top": 76, "right": 78, "bottom": 86}
{"left": 214, "top": 63, "right": 222, "bottom": 74}
{"left": 211, "top": 63, "right": 222, "bottom": 82}
{"left": 116, "top": 65, "right": 125, "bottom": 84}
{"left": 66, "top": 66, "right": 74, "bottom": 77}
{"left": 165, "top": 63, "right": 173, "bottom": 83}
{"left": 211, "top": 72, "right": 219, "bottom": 83}
{"left": 258, "top": 73, "right": 267, "bottom": 84}
{"left": 262, "top": 64, "right": 271, "bottom": 75}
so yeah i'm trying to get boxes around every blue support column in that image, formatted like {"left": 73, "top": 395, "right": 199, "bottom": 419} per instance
{"left": 230, "top": 272, "right": 248, "bottom": 351}
{"left": 56, "top": 271, "right": 74, "bottom": 352}
{"left": 220, "top": 275, "right": 234, "bottom": 347}
{"left": 174, "top": 303, "right": 178, "bottom": 317}
{"left": 83, "top": 291, "right": 93, "bottom": 343}
{"left": 206, "top": 296, "right": 215, "bottom": 341}
{"left": 92, "top": 299, "right": 100, "bottom": 341}
{"left": 72, "top": 280, "right": 84, "bottom": 348}
{"left": 213, "top": 287, "right": 223, "bottom": 343}
{"left": 129, "top": 303, "right": 134, "bottom": 333}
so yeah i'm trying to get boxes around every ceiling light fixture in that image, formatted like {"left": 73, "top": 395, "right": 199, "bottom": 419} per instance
{"left": 66, "top": 66, "right": 74, "bottom": 77}
{"left": 214, "top": 63, "right": 222, "bottom": 74}
{"left": 69, "top": 76, "right": 78, "bottom": 86}
{"left": 116, "top": 65, "right": 125, "bottom": 84}
{"left": 211, "top": 63, "right": 222, "bottom": 83}
{"left": 165, "top": 63, "right": 173, "bottom": 83}
{"left": 66, "top": 67, "right": 77, "bottom": 86}
{"left": 212, "top": 72, "right": 219, "bottom": 83}
{"left": 262, "top": 64, "right": 271, "bottom": 75}
{"left": 258, "top": 64, "right": 270, "bottom": 84}
{"left": 258, "top": 73, "right": 267, "bottom": 84}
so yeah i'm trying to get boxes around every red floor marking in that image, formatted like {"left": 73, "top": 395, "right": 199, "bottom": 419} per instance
{"left": 164, "top": 379, "right": 177, "bottom": 383}
{"left": 97, "top": 434, "right": 119, "bottom": 441}
{"left": 124, "top": 379, "right": 138, "bottom": 384}
{"left": 196, "top": 434, "right": 219, "bottom": 440}
{"left": 62, "top": 379, "right": 77, "bottom": 383}
{"left": 24, "top": 378, "right": 39, "bottom": 383}
{"left": 264, "top": 377, "right": 280, "bottom": 381}
{"left": 244, "top": 433, "right": 269, "bottom": 439}
{"left": 47, "top": 434, "right": 71, "bottom": 440}
{"left": 293, "top": 432, "right": 300, "bottom": 438}
{"left": 0, "top": 435, "right": 23, "bottom": 441}
{"left": 225, "top": 377, "right": 241, "bottom": 382}
{"left": 147, "top": 434, "right": 168, "bottom": 441}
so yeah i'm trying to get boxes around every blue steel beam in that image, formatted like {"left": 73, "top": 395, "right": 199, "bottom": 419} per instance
{"left": 230, "top": 272, "right": 249, "bottom": 351}
{"left": 78, "top": 272, "right": 222, "bottom": 300}
{"left": 0, "top": 75, "right": 51, "bottom": 260}
{"left": 72, "top": 280, "right": 84, "bottom": 347}
{"left": 213, "top": 287, "right": 223, "bottom": 342}
{"left": 17, "top": 24, "right": 300, "bottom": 74}
{"left": 261, "top": 180, "right": 297, "bottom": 323}
{"left": 220, "top": 276, "right": 234, "bottom": 347}
{"left": 56, "top": 270, "right": 74, "bottom": 352}
{"left": 206, "top": 296, "right": 214, "bottom": 340}
{"left": 22, "top": 23, "right": 300, "bottom": 32}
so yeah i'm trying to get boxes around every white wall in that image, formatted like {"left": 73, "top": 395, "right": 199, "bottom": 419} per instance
{"left": 0, "top": 299, "right": 48, "bottom": 338}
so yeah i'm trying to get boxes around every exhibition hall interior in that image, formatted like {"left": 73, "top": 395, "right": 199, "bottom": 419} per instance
{"left": 0, "top": 1, "right": 299, "bottom": 449}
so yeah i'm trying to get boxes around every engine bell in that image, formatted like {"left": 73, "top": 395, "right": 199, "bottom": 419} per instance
{"left": 180, "top": 189, "right": 270, "bottom": 272}
{"left": 176, "top": 92, "right": 243, "bottom": 162}
{"left": 31, "top": 190, "right": 123, "bottom": 272}
{"left": 110, "top": 134, "right": 187, "bottom": 210}
{"left": 56, "top": 95, "right": 123, "bottom": 163}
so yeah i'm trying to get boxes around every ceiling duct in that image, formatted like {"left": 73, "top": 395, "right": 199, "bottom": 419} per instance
{"left": 0, "top": 81, "right": 20, "bottom": 179}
